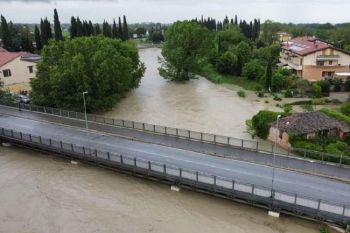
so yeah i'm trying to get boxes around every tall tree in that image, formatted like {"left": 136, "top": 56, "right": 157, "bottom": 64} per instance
{"left": 94, "top": 24, "right": 101, "bottom": 35}
{"left": 122, "top": 15, "right": 129, "bottom": 40}
{"left": 102, "top": 20, "right": 112, "bottom": 37}
{"left": 20, "top": 25, "right": 33, "bottom": 52}
{"left": 112, "top": 19, "right": 118, "bottom": 38}
{"left": 34, "top": 25, "right": 42, "bottom": 51}
{"left": 265, "top": 61, "right": 272, "bottom": 91}
{"left": 0, "top": 15, "right": 12, "bottom": 50}
{"left": 70, "top": 16, "right": 77, "bottom": 38}
{"left": 53, "top": 8, "right": 63, "bottom": 41}
{"left": 76, "top": 17, "right": 83, "bottom": 37}
{"left": 118, "top": 17, "right": 123, "bottom": 39}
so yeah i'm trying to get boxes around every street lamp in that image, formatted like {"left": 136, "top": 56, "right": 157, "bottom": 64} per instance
{"left": 82, "top": 91, "right": 88, "bottom": 130}
{"left": 271, "top": 114, "right": 281, "bottom": 195}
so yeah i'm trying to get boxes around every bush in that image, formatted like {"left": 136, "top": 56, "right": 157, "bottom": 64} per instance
{"left": 273, "top": 94, "right": 282, "bottom": 101}
{"left": 301, "top": 104, "right": 314, "bottom": 112}
{"left": 345, "top": 79, "right": 350, "bottom": 92}
{"left": 284, "top": 89, "right": 294, "bottom": 98}
{"left": 271, "top": 70, "right": 288, "bottom": 92}
{"left": 242, "top": 59, "right": 264, "bottom": 80}
{"left": 283, "top": 105, "right": 293, "bottom": 115}
{"left": 333, "top": 79, "right": 343, "bottom": 92}
{"left": 317, "top": 80, "right": 330, "bottom": 94}
{"left": 312, "top": 83, "right": 322, "bottom": 98}
{"left": 326, "top": 141, "right": 350, "bottom": 156}
{"left": 320, "top": 108, "right": 350, "bottom": 125}
{"left": 251, "top": 110, "right": 283, "bottom": 139}
{"left": 237, "top": 90, "right": 246, "bottom": 98}
{"left": 257, "top": 91, "right": 265, "bottom": 98}
{"left": 341, "top": 101, "right": 350, "bottom": 116}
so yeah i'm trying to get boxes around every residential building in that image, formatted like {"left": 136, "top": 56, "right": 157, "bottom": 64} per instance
{"left": 279, "top": 37, "right": 350, "bottom": 82}
{"left": 277, "top": 32, "right": 291, "bottom": 42}
{"left": 268, "top": 111, "right": 350, "bottom": 149}
{"left": 0, "top": 47, "right": 40, "bottom": 93}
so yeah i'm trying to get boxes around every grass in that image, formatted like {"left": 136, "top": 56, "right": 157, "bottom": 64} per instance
{"left": 320, "top": 108, "right": 350, "bottom": 125}
{"left": 198, "top": 62, "right": 260, "bottom": 91}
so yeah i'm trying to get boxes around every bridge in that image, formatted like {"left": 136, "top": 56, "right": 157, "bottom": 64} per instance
{"left": 0, "top": 102, "right": 350, "bottom": 226}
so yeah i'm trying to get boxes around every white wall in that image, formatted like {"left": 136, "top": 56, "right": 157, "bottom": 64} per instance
{"left": 0, "top": 57, "right": 37, "bottom": 86}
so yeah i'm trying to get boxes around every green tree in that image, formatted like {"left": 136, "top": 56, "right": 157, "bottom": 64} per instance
{"left": 271, "top": 69, "right": 289, "bottom": 92}
{"left": 30, "top": 36, "right": 145, "bottom": 112}
{"left": 112, "top": 19, "right": 118, "bottom": 38}
{"left": 236, "top": 41, "right": 252, "bottom": 75}
{"left": 40, "top": 18, "right": 52, "bottom": 47}
{"left": 70, "top": 16, "right": 77, "bottom": 38}
{"left": 118, "top": 17, "right": 123, "bottom": 39}
{"left": 0, "top": 15, "right": 12, "bottom": 51}
{"left": 53, "top": 9, "right": 63, "bottom": 41}
{"left": 20, "top": 26, "right": 33, "bottom": 52}
{"left": 317, "top": 80, "right": 330, "bottom": 94}
{"left": 312, "top": 83, "right": 322, "bottom": 98}
{"left": 34, "top": 25, "right": 42, "bottom": 51}
{"left": 265, "top": 61, "right": 272, "bottom": 91}
{"left": 135, "top": 27, "right": 146, "bottom": 38}
{"left": 242, "top": 59, "right": 264, "bottom": 80}
{"left": 252, "top": 110, "right": 282, "bottom": 139}
{"left": 216, "top": 49, "right": 238, "bottom": 74}
{"left": 122, "top": 15, "right": 129, "bottom": 41}
{"left": 160, "top": 21, "right": 210, "bottom": 81}
{"left": 215, "top": 26, "right": 245, "bottom": 54}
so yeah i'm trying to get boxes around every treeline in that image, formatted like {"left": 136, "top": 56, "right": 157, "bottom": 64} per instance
{"left": 0, "top": 15, "right": 34, "bottom": 52}
{"left": 193, "top": 15, "right": 261, "bottom": 40}
{"left": 0, "top": 9, "right": 131, "bottom": 53}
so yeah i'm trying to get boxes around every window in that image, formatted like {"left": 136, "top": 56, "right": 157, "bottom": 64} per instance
{"left": 300, "top": 58, "right": 303, "bottom": 65}
{"left": 317, "top": 61, "right": 324, "bottom": 66}
{"left": 28, "top": 66, "right": 34, "bottom": 73}
{"left": 3, "top": 69, "right": 11, "bottom": 77}
{"left": 329, "top": 61, "right": 333, "bottom": 65}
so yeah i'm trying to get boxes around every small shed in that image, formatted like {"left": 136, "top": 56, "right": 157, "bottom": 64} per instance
{"left": 268, "top": 111, "right": 350, "bottom": 149}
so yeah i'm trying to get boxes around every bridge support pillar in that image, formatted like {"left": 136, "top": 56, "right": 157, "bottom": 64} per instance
{"left": 171, "top": 185, "right": 181, "bottom": 192}
{"left": 268, "top": 211, "right": 280, "bottom": 218}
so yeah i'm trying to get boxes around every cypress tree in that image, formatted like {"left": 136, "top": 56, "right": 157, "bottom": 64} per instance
{"left": 112, "top": 19, "right": 118, "bottom": 38}
{"left": 102, "top": 20, "right": 112, "bottom": 37}
{"left": 53, "top": 8, "right": 63, "bottom": 41}
{"left": 265, "top": 62, "right": 272, "bottom": 91}
{"left": 70, "top": 16, "right": 77, "bottom": 38}
{"left": 40, "top": 19, "right": 47, "bottom": 46}
{"left": 34, "top": 25, "right": 42, "bottom": 51}
{"left": 88, "top": 21, "right": 94, "bottom": 35}
{"left": 20, "top": 26, "right": 33, "bottom": 52}
{"left": 118, "top": 17, "right": 123, "bottom": 39}
{"left": 94, "top": 24, "right": 101, "bottom": 35}
{"left": 76, "top": 17, "right": 83, "bottom": 37}
{"left": 235, "top": 15, "right": 238, "bottom": 25}
{"left": 0, "top": 15, "right": 12, "bottom": 51}
{"left": 45, "top": 18, "right": 53, "bottom": 40}
{"left": 122, "top": 15, "right": 129, "bottom": 40}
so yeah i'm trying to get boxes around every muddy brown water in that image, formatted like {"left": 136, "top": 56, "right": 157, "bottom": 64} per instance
{"left": 0, "top": 146, "right": 320, "bottom": 233}
{"left": 105, "top": 48, "right": 279, "bottom": 141}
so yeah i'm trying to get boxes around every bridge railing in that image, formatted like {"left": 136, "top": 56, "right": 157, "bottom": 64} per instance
{"left": 0, "top": 99, "right": 349, "bottom": 166}
{"left": 0, "top": 126, "right": 349, "bottom": 226}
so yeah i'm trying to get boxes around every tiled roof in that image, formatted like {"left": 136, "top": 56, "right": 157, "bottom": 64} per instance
{"left": 0, "top": 47, "right": 39, "bottom": 67}
{"left": 272, "top": 111, "right": 350, "bottom": 135}
{"left": 282, "top": 37, "right": 334, "bottom": 56}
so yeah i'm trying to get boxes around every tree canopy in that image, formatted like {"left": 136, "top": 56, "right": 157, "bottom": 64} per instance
{"left": 31, "top": 36, "right": 145, "bottom": 112}
{"left": 159, "top": 21, "right": 210, "bottom": 81}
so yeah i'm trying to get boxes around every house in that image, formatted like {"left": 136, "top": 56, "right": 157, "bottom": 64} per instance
{"left": 279, "top": 37, "right": 350, "bottom": 82}
{"left": 268, "top": 111, "right": 350, "bottom": 149}
{"left": 277, "top": 32, "right": 291, "bottom": 43}
{"left": 0, "top": 47, "right": 40, "bottom": 93}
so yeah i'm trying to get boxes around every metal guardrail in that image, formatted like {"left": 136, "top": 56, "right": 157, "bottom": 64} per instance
{"left": 0, "top": 126, "right": 349, "bottom": 226}
{"left": 0, "top": 99, "right": 349, "bottom": 166}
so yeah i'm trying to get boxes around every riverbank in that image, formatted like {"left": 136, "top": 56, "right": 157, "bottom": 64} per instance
{"left": 0, "top": 145, "right": 321, "bottom": 233}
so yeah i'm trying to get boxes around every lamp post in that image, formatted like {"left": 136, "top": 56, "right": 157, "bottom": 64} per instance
{"left": 82, "top": 91, "right": 88, "bottom": 130}
{"left": 271, "top": 114, "right": 281, "bottom": 196}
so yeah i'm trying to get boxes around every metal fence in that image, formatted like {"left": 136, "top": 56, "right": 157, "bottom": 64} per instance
{"left": 0, "top": 100, "right": 349, "bottom": 166}
{"left": 0, "top": 126, "right": 349, "bottom": 226}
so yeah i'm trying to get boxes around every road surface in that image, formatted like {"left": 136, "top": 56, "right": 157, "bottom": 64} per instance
{"left": 0, "top": 113, "right": 349, "bottom": 206}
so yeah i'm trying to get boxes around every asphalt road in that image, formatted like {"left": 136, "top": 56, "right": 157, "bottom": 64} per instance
{"left": 0, "top": 105, "right": 349, "bottom": 181}
{"left": 0, "top": 113, "right": 350, "bottom": 206}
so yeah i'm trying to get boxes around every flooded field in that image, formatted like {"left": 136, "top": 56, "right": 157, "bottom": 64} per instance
{"left": 0, "top": 145, "right": 320, "bottom": 233}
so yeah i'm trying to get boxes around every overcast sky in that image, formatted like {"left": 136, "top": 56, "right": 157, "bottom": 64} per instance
{"left": 0, "top": 0, "right": 349, "bottom": 24}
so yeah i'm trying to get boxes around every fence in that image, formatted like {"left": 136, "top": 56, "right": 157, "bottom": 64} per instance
{"left": 0, "top": 126, "right": 349, "bottom": 226}
{"left": 0, "top": 99, "right": 349, "bottom": 166}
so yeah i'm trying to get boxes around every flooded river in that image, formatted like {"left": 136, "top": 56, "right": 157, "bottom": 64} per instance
{"left": 0, "top": 145, "right": 320, "bottom": 233}
{"left": 105, "top": 48, "right": 277, "bottom": 140}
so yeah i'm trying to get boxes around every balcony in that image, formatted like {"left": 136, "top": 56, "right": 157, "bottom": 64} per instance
{"left": 316, "top": 55, "right": 339, "bottom": 61}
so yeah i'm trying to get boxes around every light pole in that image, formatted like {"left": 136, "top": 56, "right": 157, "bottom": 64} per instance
{"left": 82, "top": 91, "right": 88, "bottom": 130}
{"left": 271, "top": 114, "right": 281, "bottom": 196}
